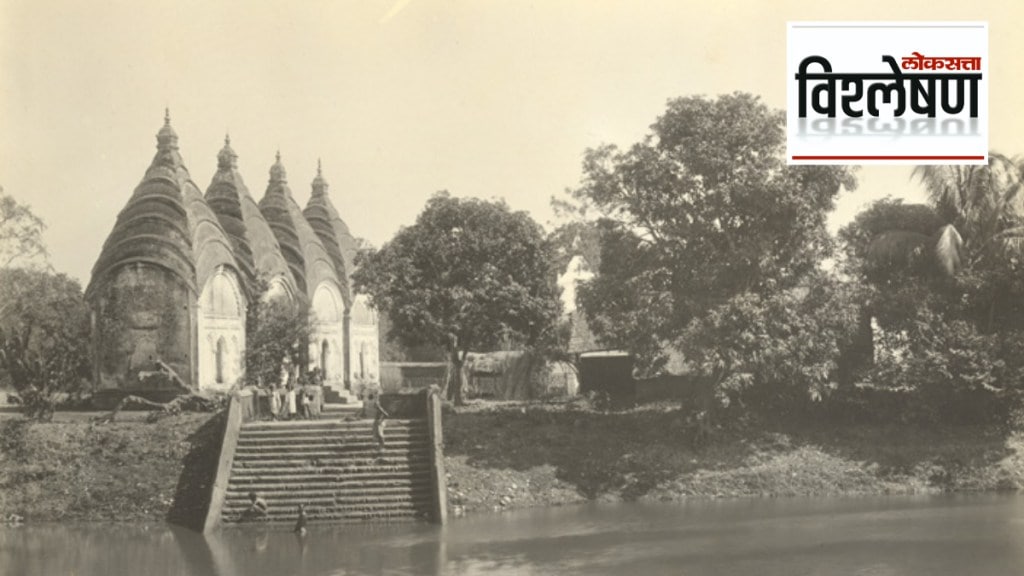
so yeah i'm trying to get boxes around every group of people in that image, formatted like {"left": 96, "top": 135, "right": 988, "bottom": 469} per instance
{"left": 262, "top": 359, "right": 321, "bottom": 421}
{"left": 267, "top": 382, "right": 318, "bottom": 420}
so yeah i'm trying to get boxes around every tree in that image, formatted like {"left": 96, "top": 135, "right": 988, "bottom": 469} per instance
{"left": 839, "top": 157, "right": 1024, "bottom": 332}
{"left": 913, "top": 157, "right": 1024, "bottom": 330}
{"left": 913, "top": 156, "right": 1024, "bottom": 269}
{"left": 0, "top": 186, "right": 48, "bottom": 269}
{"left": 0, "top": 268, "right": 91, "bottom": 419}
{"left": 571, "top": 92, "right": 856, "bottom": 373}
{"left": 353, "top": 193, "right": 562, "bottom": 405}
{"left": 244, "top": 277, "right": 310, "bottom": 389}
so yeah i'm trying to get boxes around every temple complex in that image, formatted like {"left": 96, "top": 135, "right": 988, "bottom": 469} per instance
{"left": 85, "top": 112, "right": 379, "bottom": 395}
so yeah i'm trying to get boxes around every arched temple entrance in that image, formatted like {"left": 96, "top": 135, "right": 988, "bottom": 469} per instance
{"left": 197, "top": 268, "right": 245, "bottom": 389}
{"left": 310, "top": 281, "right": 345, "bottom": 386}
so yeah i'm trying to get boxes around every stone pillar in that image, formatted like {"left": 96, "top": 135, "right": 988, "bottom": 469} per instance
{"left": 343, "top": 309, "right": 351, "bottom": 391}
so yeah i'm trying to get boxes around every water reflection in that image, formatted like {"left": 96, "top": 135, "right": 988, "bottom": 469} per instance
{"left": 3, "top": 495, "right": 1024, "bottom": 575}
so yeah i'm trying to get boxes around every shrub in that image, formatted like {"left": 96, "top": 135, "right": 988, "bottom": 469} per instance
{"left": 869, "top": 308, "right": 1024, "bottom": 424}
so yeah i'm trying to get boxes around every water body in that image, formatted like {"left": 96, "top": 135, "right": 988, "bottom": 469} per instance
{"left": 4, "top": 495, "right": 1024, "bottom": 575}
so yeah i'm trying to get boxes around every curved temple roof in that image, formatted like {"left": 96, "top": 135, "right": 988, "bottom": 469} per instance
{"left": 302, "top": 160, "right": 357, "bottom": 307}
{"left": 205, "top": 136, "right": 298, "bottom": 298}
{"left": 87, "top": 111, "right": 238, "bottom": 299}
{"left": 258, "top": 153, "right": 341, "bottom": 301}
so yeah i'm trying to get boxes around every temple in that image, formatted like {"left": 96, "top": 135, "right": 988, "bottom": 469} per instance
{"left": 85, "top": 112, "right": 379, "bottom": 396}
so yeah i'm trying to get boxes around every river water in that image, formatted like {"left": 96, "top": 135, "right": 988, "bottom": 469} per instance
{"left": 4, "top": 495, "right": 1024, "bottom": 575}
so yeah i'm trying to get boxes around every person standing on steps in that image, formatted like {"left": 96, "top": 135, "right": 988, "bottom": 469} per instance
{"left": 269, "top": 382, "right": 282, "bottom": 421}
{"left": 285, "top": 384, "right": 297, "bottom": 420}
{"left": 299, "top": 384, "right": 311, "bottom": 419}
{"left": 365, "top": 391, "right": 389, "bottom": 454}
{"left": 294, "top": 503, "right": 308, "bottom": 536}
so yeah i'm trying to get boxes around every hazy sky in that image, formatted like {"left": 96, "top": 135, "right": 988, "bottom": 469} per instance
{"left": 2, "top": 0, "right": 1022, "bottom": 283}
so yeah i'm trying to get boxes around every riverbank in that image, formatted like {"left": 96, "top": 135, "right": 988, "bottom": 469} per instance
{"left": 442, "top": 400, "right": 1024, "bottom": 514}
{"left": 0, "top": 412, "right": 222, "bottom": 524}
{"left": 2, "top": 401, "right": 1023, "bottom": 523}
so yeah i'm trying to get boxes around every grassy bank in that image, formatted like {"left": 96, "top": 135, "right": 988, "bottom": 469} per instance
{"left": 443, "top": 400, "right": 1024, "bottom": 513}
{"left": 0, "top": 412, "right": 222, "bottom": 526}
{"left": 3, "top": 401, "right": 1024, "bottom": 524}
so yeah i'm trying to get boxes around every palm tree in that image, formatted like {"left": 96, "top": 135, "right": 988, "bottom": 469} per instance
{"left": 908, "top": 154, "right": 1024, "bottom": 330}
{"left": 911, "top": 154, "right": 1024, "bottom": 273}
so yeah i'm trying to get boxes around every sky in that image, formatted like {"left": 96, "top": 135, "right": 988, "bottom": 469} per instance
{"left": 1, "top": 0, "right": 1022, "bottom": 284}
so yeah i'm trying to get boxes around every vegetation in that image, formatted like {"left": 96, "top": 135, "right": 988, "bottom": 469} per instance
{"left": 244, "top": 276, "right": 311, "bottom": 387}
{"left": 0, "top": 413, "right": 220, "bottom": 523}
{"left": 354, "top": 192, "right": 562, "bottom": 405}
{"left": 552, "top": 92, "right": 1024, "bottom": 429}
{"left": 0, "top": 190, "right": 92, "bottom": 420}
{"left": 569, "top": 93, "right": 855, "bottom": 376}
{"left": 0, "top": 186, "right": 48, "bottom": 269}
{"left": 444, "top": 401, "right": 1024, "bottom": 514}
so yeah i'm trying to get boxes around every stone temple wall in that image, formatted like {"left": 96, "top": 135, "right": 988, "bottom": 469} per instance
{"left": 93, "top": 264, "right": 194, "bottom": 390}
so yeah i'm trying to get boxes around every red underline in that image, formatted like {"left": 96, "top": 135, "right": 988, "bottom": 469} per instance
{"left": 792, "top": 155, "right": 986, "bottom": 160}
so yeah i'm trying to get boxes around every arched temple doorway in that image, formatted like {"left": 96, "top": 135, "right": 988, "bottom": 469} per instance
{"left": 197, "top": 268, "right": 245, "bottom": 389}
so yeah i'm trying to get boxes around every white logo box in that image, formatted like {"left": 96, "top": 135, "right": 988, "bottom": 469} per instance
{"left": 786, "top": 22, "right": 988, "bottom": 165}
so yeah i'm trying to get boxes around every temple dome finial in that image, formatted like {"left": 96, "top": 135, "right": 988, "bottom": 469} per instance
{"left": 156, "top": 108, "right": 178, "bottom": 151}
{"left": 311, "top": 158, "right": 329, "bottom": 197}
{"left": 270, "top": 151, "right": 287, "bottom": 183}
{"left": 217, "top": 133, "right": 238, "bottom": 169}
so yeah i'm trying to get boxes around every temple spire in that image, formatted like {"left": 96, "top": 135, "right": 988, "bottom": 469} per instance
{"left": 156, "top": 108, "right": 178, "bottom": 151}
{"left": 311, "top": 158, "right": 329, "bottom": 197}
{"left": 217, "top": 133, "right": 238, "bottom": 170}
{"left": 269, "top": 150, "right": 288, "bottom": 184}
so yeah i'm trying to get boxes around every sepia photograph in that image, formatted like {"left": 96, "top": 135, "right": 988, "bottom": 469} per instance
{"left": 1, "top": 1, "right": 1024, "bottom": 574}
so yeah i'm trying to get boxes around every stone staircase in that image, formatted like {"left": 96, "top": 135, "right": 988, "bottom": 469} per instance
{"left": 219, "top": 406, "right": 436, "bottom": 525}
{"left": 322, "top": 385, "right": 360, "bottom": 406}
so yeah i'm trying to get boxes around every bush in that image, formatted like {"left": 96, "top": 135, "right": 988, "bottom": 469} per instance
{"left": 678, "top": 274, "right": 861, "bottom": 417}
{"left": 0, "top": 268, "right": 91, "bottom": 420}
{"left": 869, "top": 309, "right": 1024, "bottom": 424}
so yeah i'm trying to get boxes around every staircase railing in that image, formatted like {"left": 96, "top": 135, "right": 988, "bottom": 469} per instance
{"left": 201, "top": 389, "right": 249, "bottom": 533}
{"left": 425, "top": 385, "right": 448, "bottom": 525}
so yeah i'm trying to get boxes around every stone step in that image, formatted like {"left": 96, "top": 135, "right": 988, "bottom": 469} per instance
{"left": 237, "top": 427, "right": 425, "bottom": 439}
{"left": 229, "top": 464, "right": 432, "bottom": 477}
{"left": 222, "top": 496, "right": 430, "bottom": 512}
{"left": 234, "top": 434, "right": 423, "bottom": 448}
{"left": 241, "top": 418, "right": 425, "bottom": 430}
{"left": 231, "top": 457, "right": 430, "bottom": 470}
{"left": 222, "top": 509, "right": 426, "bottom": 525}
{"left": 241, "top": 418, "right": 424, "bottom": 431}
{"left": 232, "top": 452, "right": 427, "bottom": 463}
{"left": 225, "top": 485, "right": 432, "bottom": 501}
{"left": 322, "top": 402, "right": 362, "bottom": 412}
{"left": 234, "top": 441, "right": 427, "bottom": 454}
{"left": 223, "top": 498, "right": 431, "bottom": 514}
{"left": 228, "top": 467, "right": 432, "bottom": 479}
{"left": 233, "top": 440, "right": 423, "bottom": 451}
{"left": 224, "top": 475, "right": 432, "bottom": 487}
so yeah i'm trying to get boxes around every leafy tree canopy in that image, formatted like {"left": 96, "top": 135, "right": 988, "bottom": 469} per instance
{"left": 353, "top": 193, "right": 562, "bottom": 404}
{"left": 571, "top": 93, "right": 856, "bottom": 371}
{"left": 0, "top": 186, "right": 48, "bottom": 269}
{"left": 0, "top": 268, "right": 91, "bottom": 419}
{"left": 244, "top": 275, "right": 310, "bottom": 388}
